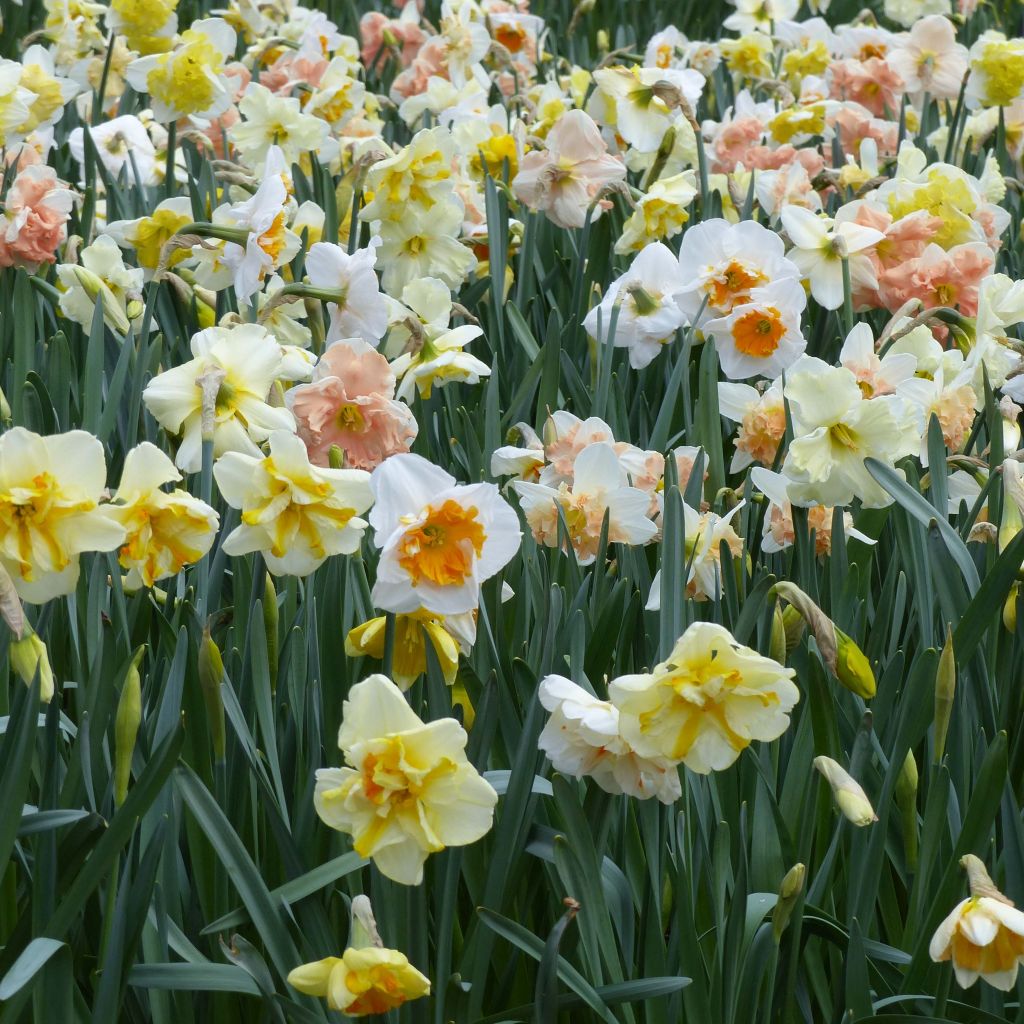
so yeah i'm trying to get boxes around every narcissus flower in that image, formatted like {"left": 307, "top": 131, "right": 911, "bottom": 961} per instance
{"left": 703, "top": 277, "right": 807, "bottom": 381}
{"left": 214, "top": 429, "right": 372, "bottom": 577}
{"left": 931, "top": 855, "right": 1024, "bottom": 990}
{"left": 0, "top": 428, "right": 126, "bottom": 603}
{"left": 126, "top": 19, "right": 238, "bottom": 123}
{"left": 143, "top": 322, "right": 295, "bottom": 472}
{"left": 346, "top": 608, "right": 474, "bottom": 688}
{"left": 56, "top": 234, "right": 144, "bottom": 335}
{"left": 967, "top": 31, "right": 1024, "bottom": 109}
{"left": 288, "top": 947, "right": 430, "bottom": 1015}
{"left": 583, "top": 242, "right": 687, "bottom": 370}
{"left": 106, "top": 196, "right": 194, "bottom": 278}
{"left": 0, "top": 164, "right": 75, "bottom": 271}
{"left": 781, "top": 356, "right": 919, "bottom": 509}
{"left": 615, "top": 171, "right": 697, "bottom": 254}
{"left": 314, "top": 673, "right": 498, "bottom": 884}
{"left": 609, "top": 622, "right": 798, "bottom": 773}
{"left": 304, "top": 241, "right": 389, "bottom": 346}
{"left": 369, "top": 453, "right": 521, "bottom": 615}
{"left": 105, "top": 442, "right": 219, "bottom": 588}
{"left": 538, "top": 675, "right": 681, "bottom": 802}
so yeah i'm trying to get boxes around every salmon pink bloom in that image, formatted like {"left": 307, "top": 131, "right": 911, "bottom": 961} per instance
{"left": 287, "top": 340, "right": 418, "bottom": 471}
{"left": 0, "top": 164, "right": 74, "bottom": 270}
{"left": 877, "top": 242, "right": 993, "bottom": 318}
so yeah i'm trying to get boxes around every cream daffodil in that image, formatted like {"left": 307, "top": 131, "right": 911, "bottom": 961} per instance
{"left": 105, "top": 442, "right": 218, "bottom": 588}
{"left": 615, "top": 171, "right": 697, "bottom": 254}
{"left": 142, "top": 322, "right": 296, "bottom": 473}
{"left": 0, "top": 428, "right": 125, "bottom": 604}
{"left": 106, "top": 197, "right": 194, "bottom": 278}
{"left": 781, "top": 355, "right": 919, "bottom": 509}
{"left": 304, "top": 241, "right": 388, "bottom": 346}
{"left": 230, "top": 83, "right": 337, "bottom": 168}
{"left": 56, "top": 234, "right": 144, "bottom": 335}
{"left": 609, "top": 622, "right": 799, "bottom": 774}
{"left": 538, "top": 675, "right": 681, "bottom": 802}
{"left": 214, "top": 430, "right": 371, "bottom": 577}
{"left": 313, "top": 673, "right": 498, "bottom": 884}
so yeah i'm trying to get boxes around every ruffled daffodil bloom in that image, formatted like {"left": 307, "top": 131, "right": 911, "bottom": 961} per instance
{"left": 609, "top": 622, "right": 799, "bottom": 774}
{"left": 314, "top": 673, "right": 498, "bottom": 884}
{"left": 931, "top": 855, "right": 1024, "bottom": 991}
{"left": 126, "top": 19, "right": 238, "bottom": 123}
{"left": 0, "top": 428, "right": 126, "bottom": 603}
{"left": 56, "top": 234, "right": 144, "bottom": 335}
{"left": 214, "top": 430, "right": 372, "bottom": 577}
{"left": 369, "top": 453, "right": 520, "bottom": 615}
{"left": 105, "top": 442, "right": 219, "bottom": 588}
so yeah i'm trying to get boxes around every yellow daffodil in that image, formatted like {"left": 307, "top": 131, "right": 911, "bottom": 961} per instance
{"left": 314, "top": 673, "right": 497, "bottom": 884}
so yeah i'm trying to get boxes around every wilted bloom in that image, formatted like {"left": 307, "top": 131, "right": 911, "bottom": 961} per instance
{"left": 346, "top": 608, "right": 474, "bottom": 689}
{"left": 288, "top": 340, "right": 418, "bottom": 470}
{"left": 105, "top": 442, "right": 219, "bottom": 588}
{"left": 511, "top": 109, "right": 625, "bottom": 229}
{"left": 813, "top": 756, "right": 877, "bottom": 826}
{"left": 126, "top": 19, "right": 238, "bottom": 123}
{"left": 610, "top": 622, "right": 799, "bottom": 773}
{"left": 0, "top": 428, "right": 125, "bottom": 603}
{"left": 931, "top": 855, "right": 1024, "bottom": 990}
{"left": 369, "top": 453, "right": 521, "bottom": 615}
{"left": 143, "top": 322, "right": 295, "bottom": 473}
{"left": 56, "top": 234, "right": 144, "bottom": 334}
{"left": 314, "top": 673, "right": 498, "bottom": 884}
{"left": 538, "top": 675, "right": 681, "bottom": 802}
{"left": 214, "top": 429, "right": 372, "bottom": 577}
{"left": 583, "top": 242, "right": 686, "bottom": 370}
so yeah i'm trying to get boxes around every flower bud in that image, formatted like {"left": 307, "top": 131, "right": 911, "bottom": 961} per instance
{"left": 998, "top": 458, "right": 1024, "bottom": 551}
{"left": 263, "top": 575, "right": 279, "bottom": 693}
{"left": 781, "top": 605, "right": 805, "bottom": 653}
{"left": 772, "top": 863, "right": 805, "bottom": 942}
{"left": 72, "top": 267, "right": 130, "bottom": 335}
{"left": 350, "top": 895, "right": 384, "bottom": 950}
{"left": 813, "top": 756, "right": 877, "bottom": 827}
{"left": 833, "top": 626, "right": 876, "bottom": 700}
{"left": 934, "top": 624, "right": 955, "bottom": 764}
{"left": 114, "top": 648, "right": 144, "bottom": 806}
{"left": 198, "top": 628, "right": 226, "bottom": 761}
{"left": 895, "top": 749, "right": 919, "bottom": 871}
{"left": 1005, "top": 583, "right": 1019, "bottom": 633}
{"left": 770, "top": 604, "right": 787, "bottom": 664}
{"left": 0, "top": 383, "right": 10, "bottom": 422}
{"left": 9, "top": 628, "right": 54, "bottom": 703}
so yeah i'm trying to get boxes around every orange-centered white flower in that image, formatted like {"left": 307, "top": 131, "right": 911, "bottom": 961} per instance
{"left": 214, "top": 430, "right": 372, "bottom": 577}
{"left": 0, "top": 428, "right": 126, "bottom": 603}
{"left": 369, "top": 453, "right": 521, "bottom": 615}
{"left": 609, "top": 622, "right": 799, "bottom": 774}
{"left": 313, "top": 673, "right": 498, "bottom": 884}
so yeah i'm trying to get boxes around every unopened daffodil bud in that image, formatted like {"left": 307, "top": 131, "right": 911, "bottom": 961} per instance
{"left": 781, "top": 604, "right": 805, "bottom": 653}
{"left": 895, "top": 749, "right": 919, "bottom": 870}
{"left": 1005, "top": 584, "right": 1019, "bottom": 633}
{"left": 9, "top": 627, "right": 54, "bottom": 703}
{"left": 934, "top": 625, "right": 956, "bottom": 764}
{"left": 770, "top": 604, "right": 787, "bottom": 664}
{"left": 813, "top": 756, "right": 877, "bottom": 827}
{"left": 263, "top": 575, "right": 279, "bottom": 693}
{"left": 999, "top": 459, "right": 1024, "bottom": 552}
{"left": 833, "top": 626, "right": 876, "bottom": 700}
{"left": 198, "top": 629, "right": 226, "bottom": 761}
{"left": 772, "top": 863, "right": 806, "bottom": 942}
{"left": 114, "top": 648, "right": 145, "bottom": 806}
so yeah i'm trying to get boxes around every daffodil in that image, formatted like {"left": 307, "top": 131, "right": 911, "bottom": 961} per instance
{"left": 56, "top": 234, "right": 144, "bottom": 335}
{"left": 615, "top": 171, "right": 697, "bottom": 254}
{"left": 346, "top": 608, "right": 474, "bottom": 688}
{"left": 104, "top": 442, "right": 219, "bottom": 588}
{"left": 369, "top": 452, "right": 521, "bottom": 615}
{"left": 230, "top": 82, "right": 336, "bottom": 168}
{"left": 360, "top": 126, "right": 456, "bottom": 223}
{"left": 0, "top": 428, "right": 126, "bottom": 603}
{"left": 106, "top": 197, "right": 194, "bottom": 278}
{"left": 16, "top": 46, "right": 81, "bottom": 135}
{"left": 781, "top": 356, "right": 920, "bottom": 509}
{"left": 313, "top": 673, "right": 498, "bottom": 884}
{"left": 967, "top": 31, "right": 1024, "bottom": 109}
{"left": 609, "top": 622, "right": 799, "bottom": 773}
{"left": 125, "top": 19, "right": 238, "bottom": 123}
{"left": 538, "top": 675, "right": 681, "bottom": 802}
{"left": 932, "top": 855, "right": 1024, "bottom": 990}
{"left": 214, "top": 429, "right": 372, "bottom": 577}
{"left": 142, "top": 322, "right": 296, "bottom": 472}
{"left": 303, "top": 241, "right": 389, "bottom": 346}
{"left": 67, "top": 115, "right": 159, "bottom": 188}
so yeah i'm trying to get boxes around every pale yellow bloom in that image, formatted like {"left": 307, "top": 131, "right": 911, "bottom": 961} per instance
{"left": 610, "top": 622, "right": 798, "bottom": 773}
{"left": 314, "top": 673, "right": 497, "bottom": 884}
{"left": 214, "top": 430, "right": 372, "bottom": 578}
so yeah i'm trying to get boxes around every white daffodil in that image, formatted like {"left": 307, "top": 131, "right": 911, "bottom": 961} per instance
{"left": 779, "top": 206, "right": 884, "bottom": 311}
{"left": 781, "top": 355, "right": 919, "bottom": 509}
{"left": 215, "top": 429, "right": 372, "bottom": 577}
{"left": 583, "top": 242, "right": 687, "bottom": 370}
{"left": 56, "top": 233, "right": 143, "bottom": 334}
{"left": 703, "top": 277, "right": 807, "bottom": 381}
{"left": 838, "top": 323, "right": 917, "bottom": 398}
{"left": 67, "top": 115, "right": 159, "bottom": 187}
{"left": 369, "top": 453, "right": 521, "bottom": 615}
{"left": 304, "top": 241, "right": 389, "bottom": 346}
